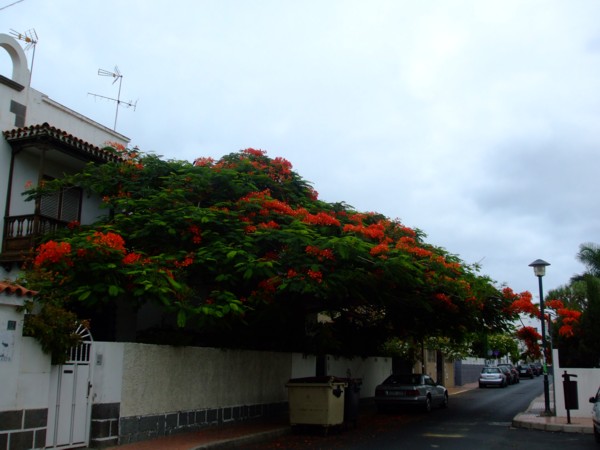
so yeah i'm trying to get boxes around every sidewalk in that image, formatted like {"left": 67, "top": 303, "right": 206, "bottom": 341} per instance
{"left": 512, "top": 394, "right": 593, "bottom": 434}
{"left": 99, "top": 381, "right": 592, "bottom": 450}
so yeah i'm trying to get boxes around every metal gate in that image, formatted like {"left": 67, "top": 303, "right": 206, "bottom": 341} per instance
{"left": 46, "top": 324, "right": 93, "bottom": 449}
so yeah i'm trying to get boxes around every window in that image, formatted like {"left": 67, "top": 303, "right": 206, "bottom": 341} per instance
{"left": 10, "top": 101, "right": 26, "bottom": 127}
{"left": 39, "top": 177, "right": 82, "bottom": 222}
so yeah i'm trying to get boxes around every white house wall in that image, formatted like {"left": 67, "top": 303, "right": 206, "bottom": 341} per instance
{"left": 7, "top": 151, "right": 39, "bottom": 216}
{"left": 0, "top": 294, "right": 51, "bottom": 450}
{"left": 0, "top": 296, "right": 27, "bottom": 411}
{"left": 0, "top": 297, "right": 50, "bottom": 412}
{"left": 16, "top": 337, "right": 51, "bottom": 409}
{"left": 30, "top": 96, "right": 128, "bottom": 147}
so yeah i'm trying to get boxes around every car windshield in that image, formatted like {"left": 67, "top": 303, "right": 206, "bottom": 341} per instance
{"left": 482, "top": 368, "right": 500, "bottom": 374}
{"left": 384, "top": 374, "right": 423, "bottom": 385}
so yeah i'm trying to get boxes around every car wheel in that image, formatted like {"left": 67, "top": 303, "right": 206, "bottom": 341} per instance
{"left": 424, "top": 396, "right": 432, "bottom": 413}
{"left": 441, "top": 393, "right": 448, "bottom": 408}
{"left": 594, "top": 426, "right": 600, "bottom": 443}
{"left": 479, "top": 383, "right": 484, "bottom": 388}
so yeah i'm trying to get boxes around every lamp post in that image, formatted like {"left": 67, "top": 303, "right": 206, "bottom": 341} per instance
{"left": 529, "top": 259, "right": 552, "bottom": 415}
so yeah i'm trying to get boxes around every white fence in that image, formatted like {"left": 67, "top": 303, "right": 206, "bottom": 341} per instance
{"left": 1, "top": 290, "right": 396, "bottom": 448}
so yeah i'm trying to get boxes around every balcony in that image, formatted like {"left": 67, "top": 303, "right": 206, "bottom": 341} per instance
{"left": 1, "top": 214, "right": 69, "bottom": 263}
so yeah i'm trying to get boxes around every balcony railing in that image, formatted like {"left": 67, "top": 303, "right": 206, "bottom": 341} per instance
{"left": 1, "top": 214, "right": 69, "bottom": 262}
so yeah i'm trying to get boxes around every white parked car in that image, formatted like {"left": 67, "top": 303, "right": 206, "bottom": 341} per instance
{"left": 478, "top": 367, "right": 507, "bottom": 388}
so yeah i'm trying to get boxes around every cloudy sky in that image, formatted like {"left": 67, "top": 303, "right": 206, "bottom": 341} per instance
{"left": 3, "top": 0, "right": 600, "bottom": 297}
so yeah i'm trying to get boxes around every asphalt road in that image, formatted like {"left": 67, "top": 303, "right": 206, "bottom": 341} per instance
{"left": 247, "top": 377, "right": 597, "bottom": 449}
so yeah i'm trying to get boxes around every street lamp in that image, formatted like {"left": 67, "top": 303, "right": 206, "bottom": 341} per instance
{"left": 529, "top": 259, "right": 552, "bottom": 415}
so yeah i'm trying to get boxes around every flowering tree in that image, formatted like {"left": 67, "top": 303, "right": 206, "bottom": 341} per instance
{"left": 502, "top": 285, "right": 584, "bottom": 363}
{"left": 546, "top": 269, "right": 600, "bottom": 367}
{"left": 21, "top": 147, "right": 518, "bottom": 358}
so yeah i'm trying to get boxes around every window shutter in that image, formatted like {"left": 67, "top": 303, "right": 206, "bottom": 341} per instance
{"left": 40, "top": 191, "right": 60, "bottom": 218}
{"left": 61, "top": 187, "right": 81, "bottom": 222}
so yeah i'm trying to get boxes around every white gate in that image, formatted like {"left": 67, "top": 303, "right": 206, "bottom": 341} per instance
{"left": 46, "top": 325, "right": 93, "bottom": 449}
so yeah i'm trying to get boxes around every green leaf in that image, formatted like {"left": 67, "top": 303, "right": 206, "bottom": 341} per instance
{"left": 108, "top": 285, "right": 120, "bottom": 296}
{"left": 166, "top": 276, "right": 181, "bottom": 289}
{"left": 177, "top": 310, "right": 186, "bottom": 327}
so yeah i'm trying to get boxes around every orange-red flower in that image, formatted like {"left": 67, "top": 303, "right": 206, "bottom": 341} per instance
{"left": 34, "top": 241, "right": 73, "bottom": 267}
{"left": 89, "top": 231, "right": 126, "bottom": 253}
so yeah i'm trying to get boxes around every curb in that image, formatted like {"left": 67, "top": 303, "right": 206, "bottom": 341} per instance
{"left": 511, "top": 394, "right": 593, "bottom": 434}
{"left": 512, "top": 413, "right": 593, "bottom": 434}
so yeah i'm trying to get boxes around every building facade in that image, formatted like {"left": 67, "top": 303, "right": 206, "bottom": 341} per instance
{"left": 0, "top": 32, "right": 129, "bottom": 278}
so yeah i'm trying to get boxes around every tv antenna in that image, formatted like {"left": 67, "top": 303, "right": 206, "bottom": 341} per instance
{"left": 0, "top": 0, "right": 25, "bottom": 11}
{"left": 9, "top": 28, "right": 37, "bottom": 86}
{"left": 88, "top": 66, "right": 137, "bottom": 131}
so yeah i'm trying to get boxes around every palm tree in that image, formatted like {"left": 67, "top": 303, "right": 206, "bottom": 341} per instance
{"left": 576, "top": 243, "right": 600, "bottom": 277}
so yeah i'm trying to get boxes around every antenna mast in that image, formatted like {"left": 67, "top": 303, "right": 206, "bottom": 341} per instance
{"left": 9, "top": 28, "right": 37, "bottom": 86}
{"left": 88, "top": 66, "right": 137, "bottom": 131}
{"left": 0, "top": 0, "right": 25, "bottom": 11}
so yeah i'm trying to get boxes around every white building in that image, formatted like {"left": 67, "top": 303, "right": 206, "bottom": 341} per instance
{"left": 0, "top": 32, "right": 129, "bottom": 450}
{"left": 0, "top": 32, "right": 129, "bottom": 278}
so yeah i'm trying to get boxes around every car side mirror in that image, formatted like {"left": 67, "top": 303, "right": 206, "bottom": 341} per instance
{"left": 590, "top": 396, "right": 597, "bottom": 404}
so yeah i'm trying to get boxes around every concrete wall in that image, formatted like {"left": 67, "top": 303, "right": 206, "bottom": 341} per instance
{"left": 552, "top": 349, "right": 600, "bottom": 418}
{"left": 119, "top": 344, "right": 292, "bottom": 417}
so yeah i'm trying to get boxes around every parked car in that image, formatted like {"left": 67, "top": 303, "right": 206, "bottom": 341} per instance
{"left": 531, "top": 362, "right": 543, "bottom": 376}
{"left": 590, "top": 386, "right": 600, "bottom": 442}
{"left": 498, "top": 363, "right": 519, "bottom": 384}
{"left": 375, "top": 373, "right": 448, "bottom": 412}
{"left": 479, "top": 367, "right": 507, "bottom": 388}
{"left": 517, "top": 364, "right": 535, "bottom": 379}
{"left": 497, "top": 365, "right": 514, "bottom": 385}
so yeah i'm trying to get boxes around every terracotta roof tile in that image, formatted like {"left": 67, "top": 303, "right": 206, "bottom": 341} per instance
{"left": 0, "top": 281, "right": 37, "bottom": 297}
{"left": 2, "top": 122, "right": 124, "bottom": 163}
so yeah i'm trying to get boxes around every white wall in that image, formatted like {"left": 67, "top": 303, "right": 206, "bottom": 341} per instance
{"left": 110, "top": 343, "right": 395, "bottom": 418}
{"left": 326, "top": 355, "right": 392, "bottom": 398}
{"left": 0, "top": 296, "right": 26, "bottom": 410}
{"left": 17, "top": 337, "right": 51, "bottom": 409}
{"left": 0, "top": 295, "right": 51, "bottom": 412}
{"left": 553, "top": 348, "right": 600, "bottom": 418}
{"left": 290, "top": 353, "right": 317, "bottom": 379}
{"left": 91, "top": 342, "right": 124, "bottom": 405}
